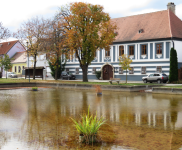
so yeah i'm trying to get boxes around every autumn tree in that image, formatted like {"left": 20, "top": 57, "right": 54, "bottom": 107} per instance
{"left": 14, "top": 17, "right": 47, "bottom": 80}
{"left": 0, "top": 54, "right": 12, "bottom": 79}
{"left": 119, "top": 54, "right": 132, "bottom": 83}
{"left": 44, "top": 18, "right": 67, "bottom": 80}
{"left": 60, "top": 2, "right": 116, "bottom": 82}
{"left": 0, "top": 22, "right": 11, "bottom": 41}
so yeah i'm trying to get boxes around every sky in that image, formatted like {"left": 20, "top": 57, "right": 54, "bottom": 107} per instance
{"left": 1, "top": 0, "right": 182, "bottom": 41}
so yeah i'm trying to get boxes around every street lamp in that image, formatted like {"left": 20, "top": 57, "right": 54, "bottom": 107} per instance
{"left": 26, "top": 41, "right": 30, "bottom": 83}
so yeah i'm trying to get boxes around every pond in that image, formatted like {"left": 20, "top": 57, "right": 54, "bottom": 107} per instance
{"left": 0, "top": 88, "right": 182, "bottom": 150}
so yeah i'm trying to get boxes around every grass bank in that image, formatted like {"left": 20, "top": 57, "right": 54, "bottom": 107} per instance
{"left": 0, "top": 78, "right": 158, "bottom": 86}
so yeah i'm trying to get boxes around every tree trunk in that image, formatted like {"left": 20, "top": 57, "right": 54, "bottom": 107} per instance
{"left": 82, "top": 65, "right": 88, "bottom": 82}
{"left": 55, "top": 65, "right": 58, "bottom": 80}
{"left": 126, "top": 70, "right": 127, "bottom": 84}
{"left": 33, "top": 55, "right": 37, "bottom": 80}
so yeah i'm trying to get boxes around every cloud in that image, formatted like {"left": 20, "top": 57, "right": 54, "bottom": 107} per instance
{"left": 123, "top": 8, "right": 160, "bottom": 17}
{"left": 2, "top": 0, "right": 182, "bottom": 34}
{"left": 1, "top": 0, "right": 153, "bottom": 32}
{"left": 176, "top": 4, "right": 182, "bottom": 19}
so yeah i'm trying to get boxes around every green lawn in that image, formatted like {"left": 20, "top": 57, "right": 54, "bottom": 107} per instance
{"left": 0, "top": 78, "right": 158, "bottom": 86}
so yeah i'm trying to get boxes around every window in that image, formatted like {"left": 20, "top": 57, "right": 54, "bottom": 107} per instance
{"left": 105, "top": 47, "right": 110, "bottom": 57}
{"left": 142, "top": 45, "right": 147, "bottom": 55}
{"left": 18, "top": 66, "right": 21, "bottom": 73}
{"left": 92, "top": 67, "right": 96, "bottom": 74}
{"left": 119, "top": 46, "right": 124, "bottom": 56}
{"left": 75, "top": 68, "right": 79, "bottom": 74}
{"left": 156, "top": 44, "right": 162, "bottom": 54}
{"left": 14, "top": 66, "right": 17, "bottom": 72}
{"left": 66, "top": 68, "right": 69, "bottom": 72}
{"left": 141, "top": 67, "right": 146, "bottom": 74}
{"left": 149, "top": 74, "right": 154, "bottom": 77}
{"left": 156, "top": 66, "right": 162, "bottom": 73}
{"left": 129, "top": 67, "right": 134, "bottom": 74}
{"left": 119, "top": 67, "right": 123, "bottom": 74}
{"left": 129, "top": 46, "right": 134, "bottom": 55}
{"left": 22, "top": 66, "right": 25, "bottom": 70}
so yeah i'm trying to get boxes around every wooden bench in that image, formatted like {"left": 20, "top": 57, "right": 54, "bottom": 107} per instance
{"left": 109, "top": 78, "right": 120, "bottom": 84}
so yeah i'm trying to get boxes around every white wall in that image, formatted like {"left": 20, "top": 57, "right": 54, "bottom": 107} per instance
{"left": 7, "top": 42, "right": 25, "bottom": 58}
{"left": 27, "top": 53, "right": 50, "bottom": 75}
{"left": 174, "top": 40, "right": 182, "bottom": 62}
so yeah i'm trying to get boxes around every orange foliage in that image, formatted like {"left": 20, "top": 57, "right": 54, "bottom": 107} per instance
{"left": 62, "top": 2, "right": 117, "bottom": 81}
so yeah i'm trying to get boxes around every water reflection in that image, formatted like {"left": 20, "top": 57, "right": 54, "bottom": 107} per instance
{"left": 0, "top": 88, "right": 182, "bottom": 149}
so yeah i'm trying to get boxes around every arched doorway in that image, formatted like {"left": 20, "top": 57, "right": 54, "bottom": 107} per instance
{"left": 102, "top": 65, "right": 113, "bottom": 80}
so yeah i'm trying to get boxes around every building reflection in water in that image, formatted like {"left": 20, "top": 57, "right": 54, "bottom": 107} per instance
{"left": 0, "top": 88, "right": 182, "bottom": 149}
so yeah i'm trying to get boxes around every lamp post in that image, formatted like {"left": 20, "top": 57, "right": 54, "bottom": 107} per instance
{"left": 26, "top": 41, "right": 30, "bottom": 83}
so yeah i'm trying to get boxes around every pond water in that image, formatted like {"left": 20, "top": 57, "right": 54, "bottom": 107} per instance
{"left": 0, "top": 88, "right": 182, "bottom": 150}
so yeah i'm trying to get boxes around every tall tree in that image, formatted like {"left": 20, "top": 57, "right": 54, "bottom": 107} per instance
{"left": 119, "top": 54, "right": 133, "bottom": 83}
{"left": 44, "top": 18, "right": 67, "bottom": 80}
{"left": 60, "top": 2, "right": 117, "bottom": 82}
{"left": 48, "top": 58, "right": 65, "bottom": 79}
{"left": 0, "top": 54, "right": 12, "bottom": 79}
{"left": 14, "top": 17, "right": 47, "bottom": 80}
{"left": 169, "top": 48, "right": 178, "bottom": 82}
{"left": 0, "top": 22, "right": 11, "bottom": 41}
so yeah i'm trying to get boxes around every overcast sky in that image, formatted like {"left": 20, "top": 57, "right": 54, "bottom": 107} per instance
{"left": 1, "top": 0, "right": 182, "bottom": 41}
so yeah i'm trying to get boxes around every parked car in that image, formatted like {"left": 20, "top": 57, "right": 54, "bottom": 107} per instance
{"left": 61, "top": 71, "right": 76, "bottom": 80}
{"left": 7, "top": 72, "right": 18, "bottom": 78}
{"left": 142, "top": 73, "right": 168, "bottom": 83}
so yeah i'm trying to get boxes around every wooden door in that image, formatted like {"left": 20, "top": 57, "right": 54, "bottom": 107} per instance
{"left": 103, "top": 65, "right": 113, "bottom": 80}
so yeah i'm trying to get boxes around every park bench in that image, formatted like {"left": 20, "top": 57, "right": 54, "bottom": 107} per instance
{"left": 109, "top": 78, "right": 120, "bottom": 84}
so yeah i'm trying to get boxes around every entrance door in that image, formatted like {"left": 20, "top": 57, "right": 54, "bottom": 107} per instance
{"left": 103, "top": 65, "right": 113, "bottom": 80}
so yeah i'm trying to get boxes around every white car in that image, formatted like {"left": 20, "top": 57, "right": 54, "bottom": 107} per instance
{"left": 7, "top": 72, "right": 18, "bottom": 78}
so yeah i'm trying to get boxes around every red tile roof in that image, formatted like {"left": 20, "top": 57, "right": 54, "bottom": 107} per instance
{"left": 0, "top": 40, "right": 19, "bottom": 55}
{"left": 112, "top": 10, "right": 182, "bottom": 43}
{"left": 169, "top": 10, "right": 182, "bottom": 38}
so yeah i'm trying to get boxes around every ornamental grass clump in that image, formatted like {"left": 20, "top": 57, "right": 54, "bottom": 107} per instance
{"left": 32, "top": 87, "right": 38, "bottom": 91}
{"left": 71, "top": 106, "right": 106, "bottom": 144}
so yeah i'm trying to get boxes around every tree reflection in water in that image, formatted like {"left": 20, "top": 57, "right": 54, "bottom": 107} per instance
{"left": 0, "top": 89, "right": 182, "bottom": 149}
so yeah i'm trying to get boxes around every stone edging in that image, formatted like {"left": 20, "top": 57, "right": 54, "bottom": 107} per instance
{"left": 0, "top": 82, "right": 162, "bottom": 92}
{"left": 152, "top": 87, "right": 182, "bottom": 94}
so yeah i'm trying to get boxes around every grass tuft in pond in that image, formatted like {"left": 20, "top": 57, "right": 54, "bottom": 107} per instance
{"left": 71, "top": 106, "right": 106, "bottom": 144}
{"left": 32, "top": 87, "right": 38, "bottom": 91}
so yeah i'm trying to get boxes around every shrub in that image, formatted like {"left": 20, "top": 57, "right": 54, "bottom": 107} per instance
{"left": 169, "top": 48, "right": 178, "bottom": 82}
{"left": 71, "top": 106, "right": 106, "bottom": 144}
{"left": 95, "top": 71, "right": 101, "bottom": 79}
{"left": 48, "top": 58, "right": 65, "bottom": 79}
{"left": 32, "top": 87, "right": 38, "bottom": 90}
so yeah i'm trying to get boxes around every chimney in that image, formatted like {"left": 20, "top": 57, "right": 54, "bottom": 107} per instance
{"left": 167, "top": 2, "right": 176, "bottom": 14}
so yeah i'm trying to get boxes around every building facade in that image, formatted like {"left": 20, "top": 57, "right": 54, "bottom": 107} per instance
{"left": 64, "top": 3, "right": 182, "bottom": 81}
{"left": 0, "top": 40, "right": 26, "bottom": 77}
{"left": 11, "top": 52, "right": 27, "bottom": 75}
